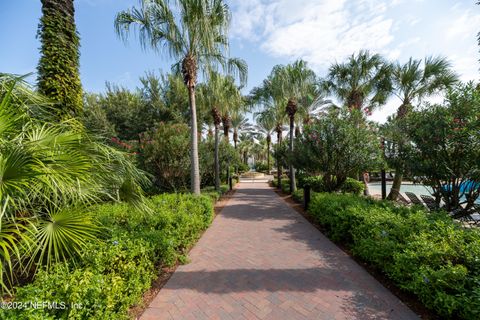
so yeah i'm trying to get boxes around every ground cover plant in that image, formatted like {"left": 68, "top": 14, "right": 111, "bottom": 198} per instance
{"left": 308, "top": 192, "right": 480, "bottom": 319}
{"left": 0, "top": 193, "right": 214, "bottom": 320}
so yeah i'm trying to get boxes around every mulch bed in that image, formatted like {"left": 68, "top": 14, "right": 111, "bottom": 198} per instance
{"left": 129, "top": 188, "right": 237, "bottom": 320}
{"left": 273, "top": 186, "right": 441, "bottom": 320}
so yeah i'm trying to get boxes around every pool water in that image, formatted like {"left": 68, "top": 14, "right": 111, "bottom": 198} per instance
{"left": 368, "top": 182, "right": 480, "bottom": 204}
{"left": 368, "top": 182, "right": 433, "bottom": 196}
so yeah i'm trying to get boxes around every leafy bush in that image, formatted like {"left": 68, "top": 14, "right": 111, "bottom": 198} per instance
{"left": 139, "top": 123, "right": 190, "bottom": 192}
{"left": 0, "top": 74, "right": 149, "bottom": 292}
{"left": 254, "top": 162, "right": 269, "bottom": 173}
{"left": 339, "top": 177, "right": 365, "bottom": 195}
{"left": 292, "top": 188, "right": 304, "bottom": 203}
{"left": 277, "top": 179, "right": 290, "bottom": 193}
{"left": 3, "top": 193, "right": 214, "bottom": 320}
{"left": 237, "top": 162, "right": 250, "bottom": 173}
{"left": 199, "top": 138, "right": 242, "bottom": 187}
{"left": 404, "top": 83, "right": 480, "bottom": 211}
{"left": 293, "top": 109, "right": 382, "bottom": 191}
{"left": 308, "top": 193, "right": 480, "bottom": 319}
{"left": 302, "top": 176, "right": 325, "bottom": 192}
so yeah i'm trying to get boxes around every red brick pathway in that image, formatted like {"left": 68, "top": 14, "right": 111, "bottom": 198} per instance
{"left": 141, "top": 182, "right": 419, "bottom": 320}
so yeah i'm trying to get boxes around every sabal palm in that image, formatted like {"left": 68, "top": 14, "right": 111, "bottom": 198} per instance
{"left": 323, "top": 50, "right": 392, "bottom": 112}
{"left": 220, "top": 83, "right": 244, "bottom": 142}
{"left": 254, "top": 111, "right": 275, "bottom": 173}
{"left": 253, "top": 104, "right": 286, "bottom": 187}
{"left": 230, "top": 110, "right": 253, "bottom": 150}
{"left": 386, "top": 56, "right": 458, "bottom": 200}
{"left": 237, "top": 132, "right": 255, "bottom": 165}
{"left": 198, "top": 72, "right": 234, "bottom": 190}
{"left": 115, "top": 0, "right": 246, "bottom": 194}
{"left": 275, "top": 60, "right": 317, "bottom": 192}
{"left": 323, "top": 50, "right": 392, "bottom": 195}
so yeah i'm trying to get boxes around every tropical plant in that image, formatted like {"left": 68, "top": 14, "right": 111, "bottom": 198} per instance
{"left": 37, "top": 0, "right": 83, "bottom": 116}
{"left": 231, "top": 109, "right": 253, "bottom": 150}
{"left": 115, "top": 0, "right": 247, "bottom": 194}
{"left": 254, "top": 106, "right": 276, "bottom": 173}
{"left": 250, "top": 70, "right": 288, "bottom": 187}
{"left": 322, "top": 50, "right": 392, "bottom": 113}
{"left": 383, "top": 56, "right": 458, "bottom": 200}
{"left": 0, "top": 74, "right": 148, "bottom": 291}
{"left": 274, "top": 60, "right": 318, "bottom": 193}
{"left": 139, "top": 123, "right": 191, "bottom": 192}
{"left": 197, "top": 71, "right": 246, "bottom": 191}
{"left": 293, "top": 109, "right": 382, "bottom": 192}
{"left": 322, "top": 50, "right": 392, "bottom": 194}
{"left": 404, "top": 83, "right": 480, "bottom": 211}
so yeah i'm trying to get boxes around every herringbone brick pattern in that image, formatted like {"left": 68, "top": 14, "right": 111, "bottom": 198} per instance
{"left": 141, "top": 182, "right": 418, "bottom": 320}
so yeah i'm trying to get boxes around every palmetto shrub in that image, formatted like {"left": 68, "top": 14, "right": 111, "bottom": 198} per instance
{"left": 0, "top": 74, "right": 148, "bottom": 293}
{"left": 2, "top": 193, "right": 213, "bottom": 320}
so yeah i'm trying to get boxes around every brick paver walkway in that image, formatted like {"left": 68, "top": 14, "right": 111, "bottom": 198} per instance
{"left": 141, "top": 182, "right": 419, "bottom": 320}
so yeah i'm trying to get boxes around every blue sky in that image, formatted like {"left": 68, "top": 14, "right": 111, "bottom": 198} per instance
{"left": 1, "top": 0, "right": 479, "bottom": 122}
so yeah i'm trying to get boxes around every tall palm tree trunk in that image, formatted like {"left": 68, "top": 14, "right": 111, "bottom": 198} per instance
{"left": 182, "top": 54, "right": 200, "bottom": 195}
{"left": 267, "top": 135, "right": 271, "bottom": 174}
{"left": 276, "top": 129, "right": 282, "bottom": 189}
{"left": 222, "top": 117, "right": 231, "bottom": 186}
{"left": 188, "top": 86, "right": 201, "bottom": 195}
{"left": 286, "top": 99, "right": 297, "bottom": 193}
{"left": 233, "top": 130, "right": 238, "bottom": 149}
{"left": 388, "top": 172, "right": 403, "bottom": 200}
{"left": 387, "top": 103, "right": 412, "bottom": 201}
{"left": 214, "top": 124, "right": 220, "bottom": 191}
{"left": 289, "top": 115, "right": 296, "bottom": 193}
{"left": 211, "top": 107, "right": 221, "bottom": 192}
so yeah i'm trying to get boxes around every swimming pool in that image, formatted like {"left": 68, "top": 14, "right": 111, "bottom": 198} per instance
{"left": 368, "top": 182, "right": 480, "bottom": 204}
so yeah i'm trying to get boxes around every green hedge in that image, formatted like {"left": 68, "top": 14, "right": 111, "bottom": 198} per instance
{"left": 271, "top": 178, "right": 290, "bottom": 192}
{"left": 308, "top": 193, "right": 480, "bottom": 319}
{"left": 202, "top": 181, "right": 237, "bottom": 202}
{"left": 2, "top": 194, "right": 214, "bottom": 320}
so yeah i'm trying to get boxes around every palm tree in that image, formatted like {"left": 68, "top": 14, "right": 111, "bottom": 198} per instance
{"left": 0, "top": 74, "right": 148, "bottom": 291}
{"left": 323, "top": 50, "right": 392, "bottom": 113}
{"left": 231, "top": 110, "right": 253, "bottom": 150}
{"left": 38, "top": 0, "right": 83, "bottom": 115}
{"left": 115, "top": 0, "right": 247, "bottom": 195}
{"left": 386, "top": 56, "right": 458, "bottom": 200}
{"left": 277, "top": 61, "right": 317, "bottom": 193}
{"left": 254, "top": 111, "right": 275, "bottom": 173}
{"left": 238, "top": 132, "right": 255, "bottom": 165}
{"left": 298, "top": 93, "right": 333, "bottom": 125}
{"left": 250, "top": 73, "right": 288, "bottom": 188}
{"left": 323, "top": 50, "right": 392, "bottom": 194}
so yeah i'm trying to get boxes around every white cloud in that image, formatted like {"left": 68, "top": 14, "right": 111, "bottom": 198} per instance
{"left": 230, "top": 0, "right": 480, "bottom": 122}
{"left": 231, "top": 0, "right": 397, "bottom": 70}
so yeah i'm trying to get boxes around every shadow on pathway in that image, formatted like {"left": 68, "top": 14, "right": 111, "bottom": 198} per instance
{"left": 141, "top": 182, "right": 419, "bottom": 320}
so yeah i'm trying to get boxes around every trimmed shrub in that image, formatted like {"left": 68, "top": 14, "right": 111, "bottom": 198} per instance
{"left": 339, "top": 177, "right": 365, "bottom": 195}
{"left": 292, "top": 188, "right": 304, "bottom": 203}
{"left": 308, "top": 193, "right": 480, "bottom": 319}
{"left": 302, "top": 176, "right": 325, "bottom": 192}
{"left": 3, "top": 194, "right": 214, "bottom": 320}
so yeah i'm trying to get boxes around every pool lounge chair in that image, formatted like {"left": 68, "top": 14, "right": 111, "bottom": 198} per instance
{"left": 405, "top": 192, "right": 424, "bottom": 206}
{"left": 470, "top": 204, "right": 480, "bottom": 226}
{"left": 420, "top": 195, "right": 440, "bottom": 211}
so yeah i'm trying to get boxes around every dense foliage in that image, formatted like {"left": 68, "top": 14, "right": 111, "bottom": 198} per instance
{"left": 0, "top": 75, "right": 148, "bottom": 293}
{"left": 115, "top": 0, "right": 247, "bottom": 194}
{"left": 293, "top": 109, "right": 382, "bottom": 191}
{"left": 308, "top": 193, "right": 480, "bottom": 319}
{"left": 139, "top": 123, "right": 191, "bottom": 192}
{"left": 403, "top": 83, "right": 480, "bottom": 211}
{"left": 1, "top": 193, "right": 214, "bottom": 320}
{"left": 37, "top": 0, "right": 83, "bottom": 115}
